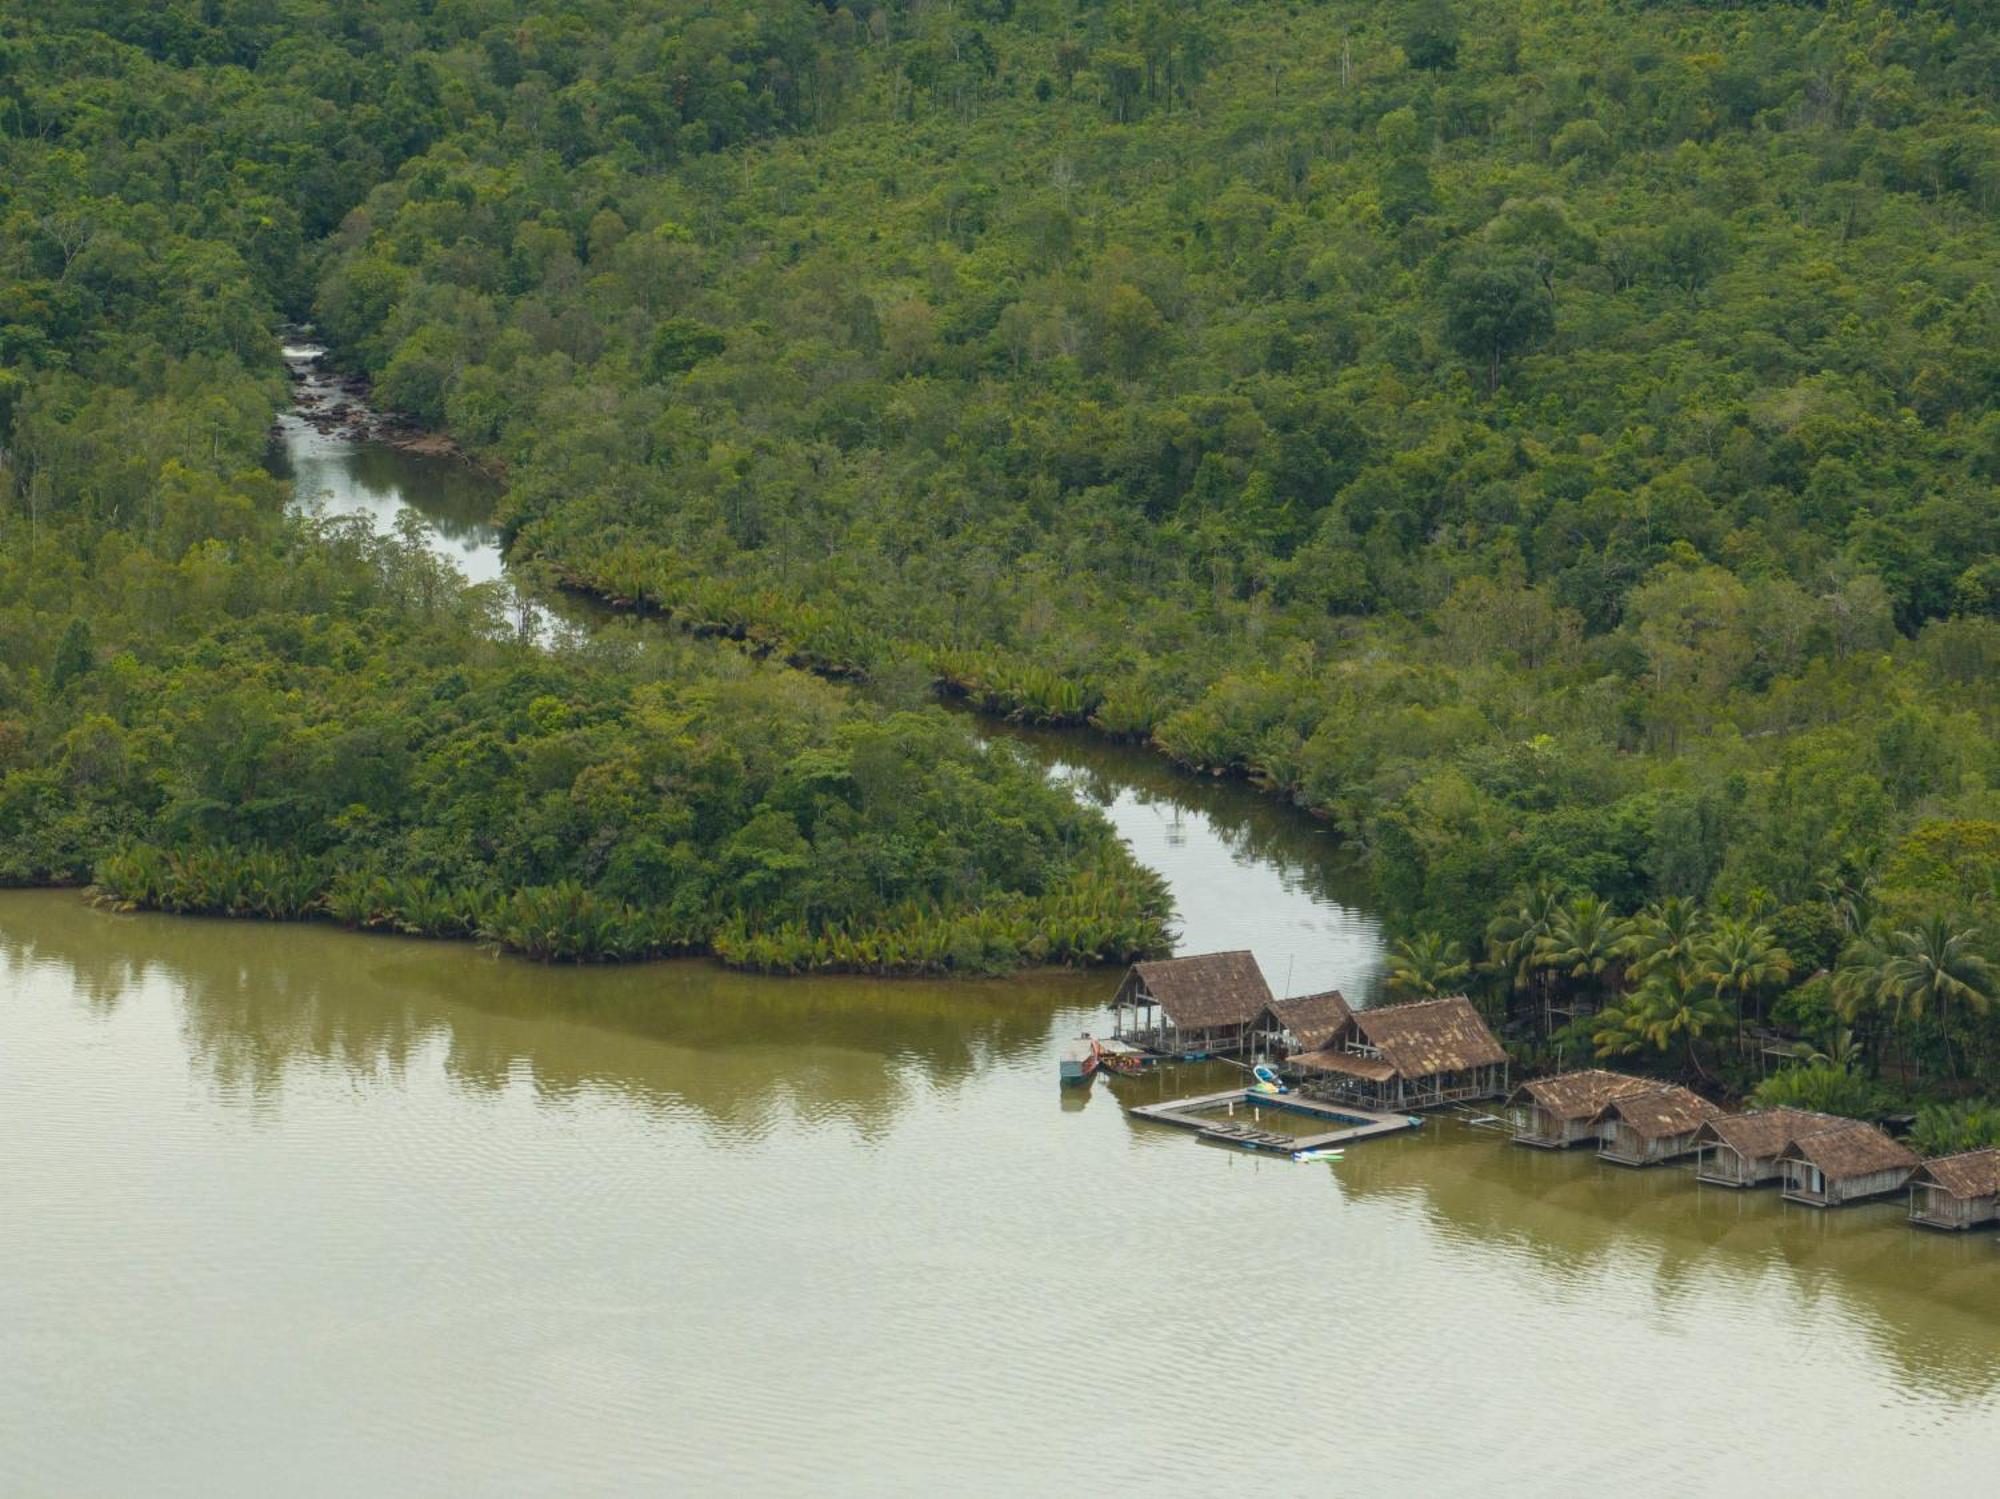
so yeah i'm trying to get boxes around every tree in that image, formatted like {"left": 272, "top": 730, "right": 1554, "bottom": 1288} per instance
{"left": 50, "top": 617, "right": 94, "bottom": 689}
{"left": 1402, "top": 0, "right": 1459, "bottom": 71}
{"left": 1485, "top": 881, "right": 1565, "bottom": 993}
{"left": 647, "top": 318, "right": 727, "bottom": 382}
{"left": 1879, "top": 915, "right": 1995, "bottom": 1080}
{"left": 1536, "top": 893, "right": 1628, "bottom": 1007}
{"left": 1660, "top": 212, "right": 1730, "bottom": 299}
{"left": 1387, "top": 930, "right": 1471, "bottom": 1000}
{"left": 1592, "top": 960, "right": 1730, "bottom": 1080}
{"left": 1482, "top": 196, "right": 1594, "bottom": 317}
{"left": 1444, "top": 256, "right": 1553, "bottom": 394}
{"left": 1618, "top": 895, "right": 1706, "bottom": 979}
{"left": 1835, "top": 916, "right": 1995, "bottom": 1081}
{"left": 1696, "top": 916, "right": 1792, "bottom": 1031}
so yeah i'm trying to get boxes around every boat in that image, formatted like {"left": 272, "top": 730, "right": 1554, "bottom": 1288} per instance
{"left": 1059, "top": 1038, "right": 1100, "bottom": 1085}
{"left": 1251, "top": 1063, "right": 1288, "bottom": 1094}
{"left": 1292, "top": 1147, "right": 1346, "bottom": 1163}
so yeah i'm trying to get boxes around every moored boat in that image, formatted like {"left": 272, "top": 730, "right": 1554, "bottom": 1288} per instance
{"left": 1059, "top": 1038, "right": 1100, "bottom": 1085}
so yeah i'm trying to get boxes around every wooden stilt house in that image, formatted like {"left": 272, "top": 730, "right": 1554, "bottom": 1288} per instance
{"left": 1690, "top": 1109, "right": 1846, "bottom": 1187}
{"left": 1908, "top": 1149, "right": 2000, "bottom": 1230}
{"left": 1251, "top": 990, "right": 1352, "bottom": 1059}
{"left": 1778, "top": 1120, "right": 1919, "bottom": 1207}
{"left": 1281, "top": 996, "right": 1509, "bottom": 1110}
{"left": 1509, "top": 1070, "right": 1657, "bottom": 1149}
{"left": 1593, "top": 1084, "right": 1722, "bottom": 1166}
{"left": 1110, "top": 951, "right": 1272, "bottom": 1059}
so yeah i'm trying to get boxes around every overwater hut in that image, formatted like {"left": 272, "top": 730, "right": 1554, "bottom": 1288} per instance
{"left": 1509, "top": 1070, "right": 1657, "bottom": 1149}
{"left": 1110, "top": 951, "right": 1271, "bottom": 1058}
{"left": 1252, "top": 990, "right": 1352, "bottom": 1058}
{"left": 1777, "top": 1120, "right": 1919, "bottom": 1208}
{"left": 1283, "top": 996, "right": 1509, "bottom": 1110}
{"left": 1907, "top": 1149, "right": 2000, "bottom": 1230}
{"left": 1690, "top": 1109, "right": 1846, "bottom": 1187}
{"left": 1593, "top": 1085, "right": 1722, "bottom": 1166}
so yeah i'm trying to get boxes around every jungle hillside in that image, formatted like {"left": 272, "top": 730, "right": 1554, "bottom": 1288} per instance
{"left": 5, "top": 0, "right": 2000, "bottom": 1108}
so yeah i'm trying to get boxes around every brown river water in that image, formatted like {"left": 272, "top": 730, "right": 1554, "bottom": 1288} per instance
{"left": 1, "top": 365, "right": 1995, "bottom": 1495}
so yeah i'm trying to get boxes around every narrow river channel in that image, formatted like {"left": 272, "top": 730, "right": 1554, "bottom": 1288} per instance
{"left": 2, "top": 365, "right": 1996, "bottom": 1495}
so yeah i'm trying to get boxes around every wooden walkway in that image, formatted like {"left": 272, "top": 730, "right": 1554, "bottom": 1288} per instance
{"left": 1127, "top": 1088, "right": 1419, "bottom": 1155}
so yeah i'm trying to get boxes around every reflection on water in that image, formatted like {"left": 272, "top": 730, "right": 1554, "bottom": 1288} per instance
{"left": 0, "top": 893, "right": 1087, "bottom": 1140}
{"left": 11, "top": 346, "right": 1977, "bottom": 1493}
{"left": 986, "top": 720, "right": 1385, "bottom": 1001}
{"left": 4, "top": 889, "right": 1998, "bottom": 1495}
{"left": 268, "top": 345, "right": 511, "bottom": 585}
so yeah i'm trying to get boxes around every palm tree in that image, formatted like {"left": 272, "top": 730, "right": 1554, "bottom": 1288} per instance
{"left": 1484, "top": 881, "right": 1565, "bottom": 1015}
{"left": 1697, "top": 916, "right": 1792, "bottom": 1035}
{"left": 1535, "top": 892, "right": 1630, "bottom": 1017}
{"left": 1592, "top": 960, "right": 1731, "bottom": 1081}
{"left": 1879, "top": 914, "right": 1995, "bottom": 1081}
{"left": 1798, "top": 1026, "right": 1861, "bottom": 1073}
{"left": 1618, "top": 895, "right": 1706, "bottom": 980}
{"left": 1831, "top": 927, "right": 1893, "bottom": 1020}
{"left": 1386, "top": 931, "right": 1472, "bottom": 1001}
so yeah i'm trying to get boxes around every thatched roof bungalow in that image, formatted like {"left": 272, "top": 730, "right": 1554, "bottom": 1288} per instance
{"left": 1283, "top": 996, "right": 1509, "bottom": 1110}
{"left": 1908, "top": 1149, "right": 2000, "bottom": 1231}
{"left": 1594, "top": 1084, "right": 1722, "bottom": 1167}
{"left": 1252, "top": 990, "right": 1352, "bottom": 1056}
{"left": 1509, "top": 1070, "right": 1657, "bottom": 1149}
{"left": 1111, "top": 951, "right": 1271, "bottom": 1058}
{"left": 1691, "top": 1109, "right": 1848, "bottom": 1188}
{"left": 1778, "top": 1120, "right": 1919, "bottom": 1207}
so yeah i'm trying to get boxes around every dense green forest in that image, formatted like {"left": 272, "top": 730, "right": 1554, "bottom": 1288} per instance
{"left": 0, "top": 0, "right": 1170, "bottom": 970}
{"left": 3, "top": 0, "right": 2000, "bottom": 1106}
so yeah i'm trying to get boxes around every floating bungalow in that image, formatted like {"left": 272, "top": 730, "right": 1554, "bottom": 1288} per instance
{"left": 1110, "top": 951, "right": 1272, "bottom": 1059}
{"left": 1593, "top": 1085, "right": 1722, "bottom": 1166}
{"left": 1282, "top": 995, "right": 1509, "bottom": 1111}
{"left": 1252, "top": 990, "right": 1352, "bottom": 1058}
{"left": 1778, "top": 1120, "right": 1919, "bottom": 1207}
{"left": 1690, "top": 1108, "right": 1847, "bottom": 1187}
{"left": 1509, "top": 1070, "right": 1657, "bottom": 1149}
{"left": 1907, "top": 1149, "right": 2000, "bottom": 1230}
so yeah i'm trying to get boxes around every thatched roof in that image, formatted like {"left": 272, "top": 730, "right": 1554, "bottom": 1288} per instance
{"left": 1692, "top": 1108, "right": 1847, "bottom": 1161}
{"left": 1283, "top": 1049, "right": 1398, "bottom": 1082}
{"left": 1779, "top": 1120, "right": 1919, "bottom": 1180}
{"left": 1594, "top": 1084, "right": 1722, "bottom": 1140}
{"left": 1260, "top": 990, "right": 1353, "bottom": 1051}
{"left": 1347, "top": 996, "right": 1507, "bottom": 1079}
{"left": 1911, "top": 1148, "right": 2000, "bottom": 1201}
{"left": 1510, "top": 1069, "right": 1656, "bottom": 1121}
{"left": 1117, "top": 951, "right": 1271, "bottom": 1029}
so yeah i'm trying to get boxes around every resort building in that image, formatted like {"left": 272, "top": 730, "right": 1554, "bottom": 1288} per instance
{"left": 1907, "top": 1149, "right": 2000, "bottom": 1231}
{"left": 1251, "top": 990, "right": 1352, "bottom": 1058}
{"left": 1777, "top": 1121, "right": 1919, "bottom": 1207}
{"left": 1593, "top": 1084, "right": 1722, "bottom": 1166}
{"left": 1509, "top": 1070, "right": 1657, "bottom": 1149}
{"left": 1281, "top": 995, "right": 1509, "bottom": 1111}
{"left": 1110, "top": 951, "right": 1272, "bottom": 1058}
{"left": 1690, "top": 1109, "right": 1847, "bottom": 1188}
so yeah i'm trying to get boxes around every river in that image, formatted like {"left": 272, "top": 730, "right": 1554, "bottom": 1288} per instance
{"left": 2, "top": 376, "right": 1996, "bottom": 1495}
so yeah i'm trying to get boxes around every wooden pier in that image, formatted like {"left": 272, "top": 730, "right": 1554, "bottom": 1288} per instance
{"left": 1127, "top": 1088, "right": 1419, "bottom": 1155}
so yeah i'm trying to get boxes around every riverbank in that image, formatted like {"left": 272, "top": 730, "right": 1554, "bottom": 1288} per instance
{"left": 8, "top": 881, "right": 1998, "bottom": 1496}
{"left": 279, "top": 339, "right": 493, "bottom": 471}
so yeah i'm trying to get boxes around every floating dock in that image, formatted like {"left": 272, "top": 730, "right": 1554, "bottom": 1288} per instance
{"left": 1127, "top": 1088, "right": 1419, "bottom": 1155}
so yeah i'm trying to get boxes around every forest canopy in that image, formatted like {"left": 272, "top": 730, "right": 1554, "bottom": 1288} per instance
{"left": 2, "top": 0, "right": 1999, "bottom": 1081}
{"left": 0, "top": 0, "right": 1173, "bottom": 970}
